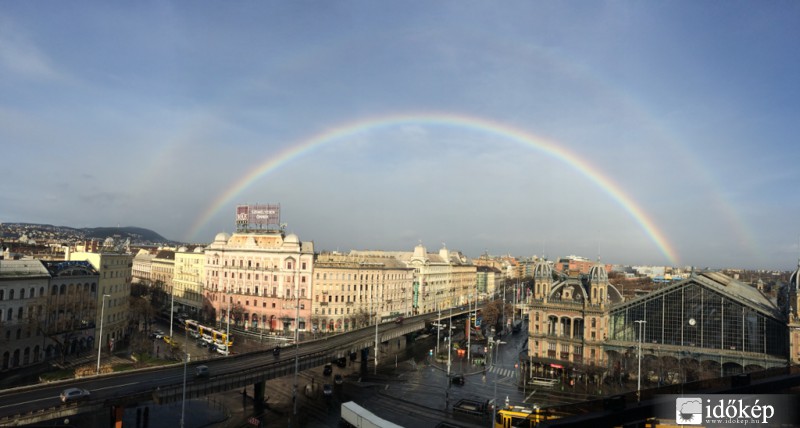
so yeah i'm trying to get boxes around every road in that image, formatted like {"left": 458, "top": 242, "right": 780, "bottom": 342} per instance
{"left": 213, "top": 322, "right": 592, "bottom": 428}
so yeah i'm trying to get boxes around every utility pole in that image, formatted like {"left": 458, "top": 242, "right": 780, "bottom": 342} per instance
{"left": 374, "top": 282, "right": 379, "bottom": 375}
{"left": 467, "top": 293, "right": 471, "bottom": 365}
{"left": 635, "top": 320, "right": 646, "bottom": 403}
{"left": 170, "top": 288, "right": 174, "bottom": 340}
{"left": 96, "top": 294, "right": 111, "bottom": 375}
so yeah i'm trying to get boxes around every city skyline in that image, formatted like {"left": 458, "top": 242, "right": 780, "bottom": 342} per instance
{"left": 1, "top": 3, "right": 799, "bottom": 269}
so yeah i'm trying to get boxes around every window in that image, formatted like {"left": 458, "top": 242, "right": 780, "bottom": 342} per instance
{"left": 9, "top": 290, "right": 14, "bottom": 300}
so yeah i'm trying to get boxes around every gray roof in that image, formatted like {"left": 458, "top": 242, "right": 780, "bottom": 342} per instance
{"left": 0, "top": 259, "right": 49, "bottom": 278}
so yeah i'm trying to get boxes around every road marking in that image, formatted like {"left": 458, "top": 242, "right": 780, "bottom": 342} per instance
{"left": 0, "top": 396, "right": 57, "bottom": 408}
{"left": 95, "top": 382, "right": 139, "bottom": 391}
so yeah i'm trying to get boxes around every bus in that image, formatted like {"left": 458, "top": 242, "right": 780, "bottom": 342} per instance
{"left": 494, "top": 405, "right": 557, "bottom": 428}
{"left": 341, "top": 401, "right": 404, "bottom": 428}
{"left": 185, "top": 319, "right": 234, "bottom": 347}
{"left": 529, "top": 377, "right": 559, "bottom": 387}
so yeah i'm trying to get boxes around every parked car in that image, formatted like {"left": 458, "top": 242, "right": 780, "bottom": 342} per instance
{"left": 322, "top": 384, "right": 333, "bottom": 397}
{"left": 154, "top": 330, "right": 165, "bottom": 339}
{"left": 216, "top": 345, "right": 230, "bottom": 356}
{"left": 334, "top": 374, "right": 343, "bottom": 385}
{"left": 60, "top": 387, "right": 90, "bottom": 403}
{"left": 395, "top": 316, "right": 404, "bottom": 324}
{"left": 195, "top": 365, "right": 210, "bottom": 378}
{"left": 323, "top": 363, "right": 333, "bottom": 376}
{"left": 273, "top": 346, "right": 281, "bottom": 357}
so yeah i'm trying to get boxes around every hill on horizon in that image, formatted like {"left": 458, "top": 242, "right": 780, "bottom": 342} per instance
{"left": 1, "top": 222, "right": 175, "bottom": 245}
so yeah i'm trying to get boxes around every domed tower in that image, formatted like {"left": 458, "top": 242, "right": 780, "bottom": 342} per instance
{"left": 790, "top": 259, "right": 800, "bottom": 320}
{"left": 587, "top": 261, "right": 609, "bottom": 307}
{"left": 787, "top": 259, "right": 800, "bottom": 364}
{"left": 533, "top": 259, "right": 553, "bottom": 301}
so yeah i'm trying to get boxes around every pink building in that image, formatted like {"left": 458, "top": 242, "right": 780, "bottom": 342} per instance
{"left": 204, "top": 230, "right": 314, "bottom": 334}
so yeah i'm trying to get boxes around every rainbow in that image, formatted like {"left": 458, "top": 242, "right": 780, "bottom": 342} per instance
{"left": 188, "top": 112, "right": 679, "bottom": 265}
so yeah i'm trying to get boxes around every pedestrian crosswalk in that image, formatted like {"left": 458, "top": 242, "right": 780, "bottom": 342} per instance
{"left": 488, "top": 366, "right": 516, "bottom": 378}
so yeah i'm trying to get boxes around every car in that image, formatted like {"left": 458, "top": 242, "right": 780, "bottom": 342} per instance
{"left": 322, "top": 384, "right": 333, "bottom": 397}
{"left": 450, "top": 375, "right": 465, "bottom": 386}
{"left": 216, "top": 345, "right": 230, "bottom": 356}
{"left": 395, "top": 316, "right": 404, "bottom": 324}
{"left": 322, "top": 363, "right": 333, "bottom": 376}
{"left": 154, "top": 330, "right": 165, "bottom": 339}
{"left": 334, "top": 374, "right": 343, "bottom": 385}
{"left": 335, "top": 357, "right": 346, "bottom": 368}
{"left": 189, "top": 331, "right": 200, "bottom": 339}
{"left": 273, "top": 346, "right": 281, "bottom": 357}
{"left": 60, "top": 387, "right": 90, "bottom": 403}
{"left": 196, "top": 340, "right": 208, "bottom": 348}
{"left": 195, "top": 365, "right": 210, "bottom": 378}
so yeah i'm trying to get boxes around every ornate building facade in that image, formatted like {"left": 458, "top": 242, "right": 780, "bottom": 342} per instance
{"left": 312, "top": 252, "right": 414, "bottom": 332}
{"left": 204, "top": 231, "right": 314, "bottom": 334}
{"left": 528, "top": 263, "right": 791, "bottom": 385}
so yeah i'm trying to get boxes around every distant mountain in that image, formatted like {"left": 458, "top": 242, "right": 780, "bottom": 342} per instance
{"left": 82, "top": 226, "right": 171, "bottom": 243}
{"left": 0, "top": 223, "right": 175, "bottom": 245}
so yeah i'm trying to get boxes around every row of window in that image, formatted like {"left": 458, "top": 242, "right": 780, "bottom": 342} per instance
{"left": 316, "top": 272, "right": 409, "bottom": 281}
{"left": 0, "top": 283, "right": 97, "bottom": 300}
{"left": 212, "top": 258, "right": 307, "bottom": 271}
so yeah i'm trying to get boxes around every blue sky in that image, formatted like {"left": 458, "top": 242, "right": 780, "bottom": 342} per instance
{"left": 1, "top": 2, "right": 798, "bottom": 270}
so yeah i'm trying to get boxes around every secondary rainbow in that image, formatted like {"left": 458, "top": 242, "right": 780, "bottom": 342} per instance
{"left": 189, "top": 112, "right": 679, "bottom": 265}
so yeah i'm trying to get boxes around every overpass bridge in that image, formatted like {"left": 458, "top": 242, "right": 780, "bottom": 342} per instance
{"left": 0, "top": 313, "right": 433, "bottom": 426}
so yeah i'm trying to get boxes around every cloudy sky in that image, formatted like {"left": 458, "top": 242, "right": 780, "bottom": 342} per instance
{"left": 1, "top": 2, "right": 798, "bottom": 270}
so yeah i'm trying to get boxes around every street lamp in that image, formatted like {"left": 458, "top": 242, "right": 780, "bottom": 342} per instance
{"left": 635, "top": 320, "right": 646, "bottom": 402}
{"left": 492, "top": 338, "right": 506, "bottom": 425}
{"left": 467, "top": 293, "right": 471, "bottom": 365}
{"left": 181, "top": 353, "right": 190, "bottom": 428}
{"left": 169, "top": 282, "right": 177, "bottom": 340}
{"left": 96, "top": 294, "right": 111, "bottom": 375}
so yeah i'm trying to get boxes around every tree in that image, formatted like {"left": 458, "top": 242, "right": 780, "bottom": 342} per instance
{"left": 230, "top": 303, "right": 245, "bottom": 326}
{"left": 481, "top": 299, "right": 512, "bottom": 331}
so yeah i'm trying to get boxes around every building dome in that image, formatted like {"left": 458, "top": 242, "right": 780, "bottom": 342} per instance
{"left": 284, "top": 233, "right": 299, "bottom": 244}
{"left": 533, "top": 260, "right": 552, "bottom": 279}
{"left": 178, "top": 246, "right": 188, "bottom": 252}
{"left": 214, "top": 232, "right": 230, "bottom": 244}
{"left": 588, "top": 263, "right": 608, "bottom": 283}
{"left": 103, "top": 237, "right": 115, "bottom": 247}
{"left": 193, "top": 246, "right": 204, "bottom": 253}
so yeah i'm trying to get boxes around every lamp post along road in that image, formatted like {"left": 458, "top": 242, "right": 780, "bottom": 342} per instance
{"left": 96, "top": 294, "right": 111, "bottom": 375}
{"left": 492, "top": 339, "right": 506, "bottom": 426}
{"left": 169, "top": 286, "right": 174, "bottom": 340}
{"left": 467, "top": 294, "right": 471, "bottom": 364}
{"left": 635, "top": 320, "right": 646, "bottom": 402}
{"left": 181, "top": 353, "right": 189, "bottom": 428}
